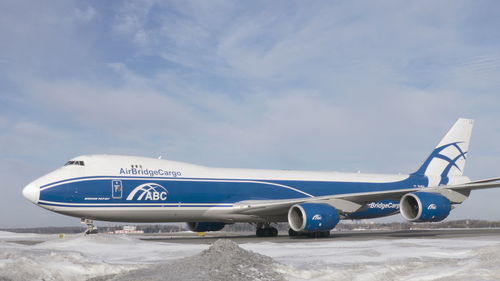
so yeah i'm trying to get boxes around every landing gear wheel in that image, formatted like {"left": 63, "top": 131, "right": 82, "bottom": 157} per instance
{"left": 256, "top": 226, "right": 278, "bottom": 237}
{"left": 81, "top": 218, "right": 98, "bottom": 235}
{"left": 288, "top": 228, "right": 299, "bottom": 237}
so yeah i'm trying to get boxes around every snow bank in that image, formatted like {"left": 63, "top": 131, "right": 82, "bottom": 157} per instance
{"left": 34, "top": 233, "right": 207, "bottom": 264}
{"left": 0, "top": 233, "right": 206, "bottom": 281}
{"left": 0, "top": 231, "right": 56, "bottom": 242}
{"left": 104, "top": 239, "right": 285, "bottom": 281}
{"left": 0, "top": 246, "right": 132, "bottom": 281}
{"left": 240, "top": 238, "right": 500, "bottom": 281}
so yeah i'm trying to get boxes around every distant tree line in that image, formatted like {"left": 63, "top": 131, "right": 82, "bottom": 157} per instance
{"left": 3, "top": 220, "right": 500, "bottom": 234}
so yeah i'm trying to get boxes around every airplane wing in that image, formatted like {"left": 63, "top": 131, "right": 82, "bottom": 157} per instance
{"left": 232, "top": 178, "right": 500, "bottom": 217}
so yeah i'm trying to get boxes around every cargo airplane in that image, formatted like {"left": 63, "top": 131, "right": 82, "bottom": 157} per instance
{"left": 22, "top": 119, "right": 500, "bottom": 237}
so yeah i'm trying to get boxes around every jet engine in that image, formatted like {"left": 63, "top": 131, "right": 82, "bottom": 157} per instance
{"left": 400, "top": 192, "right": 451, "bottom": 222}
{"left": 288, "top": 203, "right": 340, "bottom": 232}
{"left": 186, "top": 222, "right": 226, "bottom": 232}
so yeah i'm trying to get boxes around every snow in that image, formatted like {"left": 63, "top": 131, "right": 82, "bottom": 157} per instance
{"left": 0, "top": 233, "right": 207, "bottom": 281}
{"left": 105, "top": 239, "right": 285, "bottom": 281}
{"left": 240, "top": 239, "right": 500, "bottom": 281}
{"left": 1, "top": 232, "right": 500, "bottom": 281}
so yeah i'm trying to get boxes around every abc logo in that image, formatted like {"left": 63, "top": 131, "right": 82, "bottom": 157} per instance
{"left": 126, "top": 183, "right": 168, "bottom": 201}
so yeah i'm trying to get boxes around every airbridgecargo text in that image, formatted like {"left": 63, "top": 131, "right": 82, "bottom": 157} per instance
{"left": 119, "top": 168, "right": 182, "bottom": 177}
{"left": 367, "top": 202, "right": 400, "bottom": 210}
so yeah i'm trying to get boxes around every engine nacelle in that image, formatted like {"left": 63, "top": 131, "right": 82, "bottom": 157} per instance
{"left": 186, "top": 222, "right": 226, "bottom": 232}
{"left": 400, "top": 192, "right": 451, "bottom": 222}
{"left": 288, "top": 203, "right": 340, "bottom": 232}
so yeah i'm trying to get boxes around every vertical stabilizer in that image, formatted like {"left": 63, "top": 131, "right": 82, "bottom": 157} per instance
{"left": 414, "top": 118, "right": 474, "bottom": 185}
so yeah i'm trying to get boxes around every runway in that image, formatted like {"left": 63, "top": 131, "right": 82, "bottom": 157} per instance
{"left": 6, "top": 228, "right": 500, "bottom": 246}
{"left": 140, "top": 228, "right": 500, "bottom": 244}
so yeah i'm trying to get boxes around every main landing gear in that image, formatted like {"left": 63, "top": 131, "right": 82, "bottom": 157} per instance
{"left": 81, "top": 218, "right": 98, "bottom": 235}
{"left": 288, "top": 228, "right": 330, "bottom": 238}
{"left": 256, "top": 223, "right": 278, "bottom": 237}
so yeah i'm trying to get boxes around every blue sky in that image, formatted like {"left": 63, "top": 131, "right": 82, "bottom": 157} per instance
{"left": 1, "top": 1, "right": 500, "bottom": 227}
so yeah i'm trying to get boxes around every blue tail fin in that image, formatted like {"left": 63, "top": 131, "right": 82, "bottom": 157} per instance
{"left": 414, "top": 118, "right": 474, "bottom": 185}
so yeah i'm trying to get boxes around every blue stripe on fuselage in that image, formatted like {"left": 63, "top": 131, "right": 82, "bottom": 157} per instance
{"left": 37, "top": 201, "right": 233, "bottom": 208}
{"left": 39, "top": 174, "right": 429, "bottom": 206}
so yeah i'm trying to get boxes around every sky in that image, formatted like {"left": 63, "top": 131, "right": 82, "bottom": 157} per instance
{"left": 1, "top": 0, "right": 500, "bottom": 228}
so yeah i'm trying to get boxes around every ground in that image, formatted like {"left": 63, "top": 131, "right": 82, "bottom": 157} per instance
{"left": 1, "top": 229, "right": 500, "bottom": 281}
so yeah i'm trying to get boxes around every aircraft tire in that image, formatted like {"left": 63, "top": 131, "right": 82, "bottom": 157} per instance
{"left": 271, "top": 227, "right": 278, "bottom": 237}
{"left": 288, "top": 228, "right": 299, "bottom": 237}
{"left": 256, "top": 227, "right": 278, "bottom": 237}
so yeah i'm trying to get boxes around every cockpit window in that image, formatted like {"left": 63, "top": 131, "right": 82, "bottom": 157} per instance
{"left": 64, "top": 160, "right": 85, "bottom": 166}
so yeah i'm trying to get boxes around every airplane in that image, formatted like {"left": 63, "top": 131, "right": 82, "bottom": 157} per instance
{"left": 22, "top": 118, "right": 500, "bottom": 237}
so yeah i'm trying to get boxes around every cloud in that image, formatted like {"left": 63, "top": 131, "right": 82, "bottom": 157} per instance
{"left": 0, "top": 118, "right": 68, "bottom": 160}
{"left": 2, "top": 1, "right": 499, "bottom": 161}
{"left": 75, "top": 6, "right": 96, "bottom": 22}
{"left": 1, "top": 1, "right": 500, "bottom": 226}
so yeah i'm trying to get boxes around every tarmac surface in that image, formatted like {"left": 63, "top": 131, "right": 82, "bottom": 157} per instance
{"left": 140, "top": 228, "right": 500, "bottom": 244}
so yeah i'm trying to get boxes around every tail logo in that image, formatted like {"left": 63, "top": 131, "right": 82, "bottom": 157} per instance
{"left": 126, "top": 183, "right": 168, "bottom": 201}
{"left": 427, "top": 142, "right": 468, "bottom": 174}
{"left": 415, "top": 118, "right": 473, "bottom": 186}
{"left": 417, "top": 141, "right": 468, "bottom": 184}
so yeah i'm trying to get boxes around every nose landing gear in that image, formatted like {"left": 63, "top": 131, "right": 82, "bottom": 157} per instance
{"left": 81, "top": 218, "right": 98, "bottom": 235}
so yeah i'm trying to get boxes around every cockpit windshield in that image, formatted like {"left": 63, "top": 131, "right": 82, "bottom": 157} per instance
{"left": 64, "top": 160, "right": 85, "bottom": 166}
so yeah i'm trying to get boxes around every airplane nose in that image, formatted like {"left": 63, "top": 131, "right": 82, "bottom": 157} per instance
{"left": 22, "top": 182, "right": 39, "bottom": 204}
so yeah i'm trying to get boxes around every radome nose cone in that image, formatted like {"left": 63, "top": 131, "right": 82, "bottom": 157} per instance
{"left": 22, "top": 182, "right": 39, "bottom": 204}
